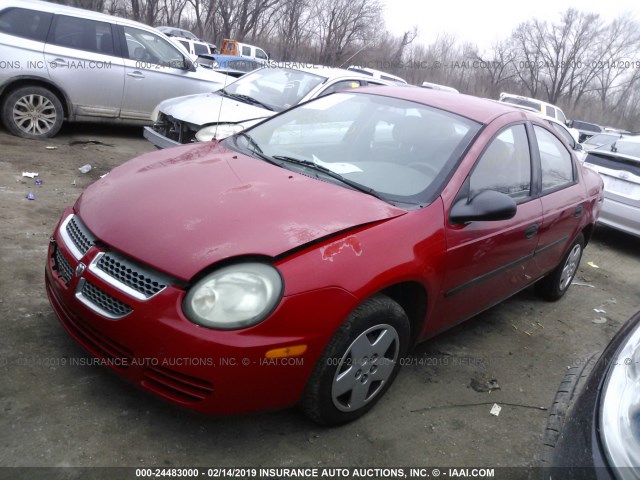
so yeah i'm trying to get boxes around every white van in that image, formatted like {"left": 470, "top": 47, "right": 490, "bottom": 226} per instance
{"left": 220, "top": 39, "right": 268, "bottom": 62}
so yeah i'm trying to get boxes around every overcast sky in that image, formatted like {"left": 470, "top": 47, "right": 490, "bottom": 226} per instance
{"left": 382, "top": 0, "right": 640, "bottom": 51}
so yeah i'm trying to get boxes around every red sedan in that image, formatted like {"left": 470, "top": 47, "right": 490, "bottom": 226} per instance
{"left": 45, "top": 87, "right": 604, "bottom": 425}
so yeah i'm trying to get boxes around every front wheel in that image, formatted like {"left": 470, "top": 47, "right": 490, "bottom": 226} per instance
{"left": 535, "top": 233, "right": 585, "bottom": 301}
{"left": 1, "top": 86, "right": 64, "bottom": 138}
{"left": 301, "top": 294, "right": 410, "bottom": 426}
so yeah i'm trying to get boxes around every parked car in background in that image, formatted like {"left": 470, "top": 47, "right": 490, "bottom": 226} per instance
{"left": 569, "top": 119, "right": 603, "bottom": 142}
{"left": 156, "top": 26, "right": 198, "bottom": 41}
{"left": 541, "top": 311, "right": 640, "bottom": 480}
{"left": 498, "top": 92, "right": 568, "bottom": 125}
{"left": 0, "top": 0, "right": 228, "bottom": 138}
{"left": 583, "top": 136, "right": 640, "bottom": 238}
{"left": 46, "top": 87, "right": 603, "bottom": 425}
{"left": 220, "top": 38, "right": 268, "bottom": 62}
{"left": 420, "top": 81, "right": 459, "bottom": 93}
{"left": 168, "top": 37, "right": 211, "bottom": 58}
{"left": 347, "top": 66, "right": 407, "bottom": 84}
{"left": 144, "top": 65, "right": 394, "bottom": 148}
{"left": 196, "top": 54, "right": 263, "bottom": 77}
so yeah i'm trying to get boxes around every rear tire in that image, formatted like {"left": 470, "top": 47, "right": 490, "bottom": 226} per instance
{"left": 301, "top": 294, "right": 410, "bottom": 426}
{"left": 1, "top": 86, "right": 64, "bottom": 139}
{"left": 535, "top": 233, "right": 584, "bottom": 301}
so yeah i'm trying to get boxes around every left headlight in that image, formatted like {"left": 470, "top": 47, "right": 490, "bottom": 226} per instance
{"left": 195, "top": 123, "right": 245, "bottom": 142}
{"left": 183, "top": 262, "right": 283, "bottom": 330}
{"left": 600, "top": 317, "right": 640, "bottom": 477}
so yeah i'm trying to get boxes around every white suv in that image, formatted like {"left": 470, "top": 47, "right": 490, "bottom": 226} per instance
{"left": 498, "top": 92, "right": 568, "bottom": 125}
{"left": 0, "top": 0, "right": 228, "bottom": 138}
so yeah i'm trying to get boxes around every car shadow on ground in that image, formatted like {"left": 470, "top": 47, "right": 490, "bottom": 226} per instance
{"left": 591, "top": 224, "right": 639, "bottom": 259}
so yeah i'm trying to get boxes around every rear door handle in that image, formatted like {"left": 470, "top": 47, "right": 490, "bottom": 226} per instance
{"left": 127, "top": 71, "right": 145, "bottom": 79}
{"left": 574, "top": 205, "right": 584, "bottom": 217}
{"left": 524, "top": 224, "right": 539, "bottom": 239}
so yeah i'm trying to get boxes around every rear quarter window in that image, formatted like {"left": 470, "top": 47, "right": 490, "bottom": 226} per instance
{"left": 0, "top": 8, "right": 53, "bottom": 42}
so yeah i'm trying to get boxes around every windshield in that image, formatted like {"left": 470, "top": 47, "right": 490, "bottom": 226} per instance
{"left": 224, "top": 92, "right": 481, "bottom": 206}
{"left": 223, "top": 68, "right": 325, "bottom": 111}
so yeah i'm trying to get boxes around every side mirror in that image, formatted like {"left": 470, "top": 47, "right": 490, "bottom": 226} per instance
{"left": 184, "top": 56, "right": 197, "bottom": 72}
{"left": 450, "top": 190, "right": 517, "bottom": 224}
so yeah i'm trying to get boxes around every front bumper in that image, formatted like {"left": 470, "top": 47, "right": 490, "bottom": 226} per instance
{"left": 143, "top": 126, "right": 181, "bottom": 149}
{"left": 45, "top": 208, "right": 355, "bottom": 415}
{"left": 543, "top": 311, "right": 640, "bottom": 479}
{"left": 598, "top": 197, "right": 640, "bottom": 239}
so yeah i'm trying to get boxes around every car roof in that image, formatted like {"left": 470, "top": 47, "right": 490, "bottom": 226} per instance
{"left": 5, "top": 0, "right": 159, "bottom": 30}
{"left": 352, "top": 86, "right": 531, "bottom": 124}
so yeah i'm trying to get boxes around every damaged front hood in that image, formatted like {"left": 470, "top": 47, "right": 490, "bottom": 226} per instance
{"left": 157, "top": 92, "right": 273, "bottom": 126}
{"left": 76, "top": 142, "right": 406, "bottom": 281}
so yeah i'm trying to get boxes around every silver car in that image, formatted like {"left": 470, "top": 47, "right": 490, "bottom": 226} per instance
{"left": 583, "top": 136, "right": 640, "bottom": 238}
{"left": 143, "top": 65, "right": 395, "bottom": 149}
{"left": 0, "top": 0, "right": 228, "bottom": 138}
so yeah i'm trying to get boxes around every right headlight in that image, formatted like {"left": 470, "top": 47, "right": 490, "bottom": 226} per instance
{"left": 182, "top": 262, "right": 283, "bottom": 330}
{"left": 600, "top": 318, "right": 640, "bottom": 478}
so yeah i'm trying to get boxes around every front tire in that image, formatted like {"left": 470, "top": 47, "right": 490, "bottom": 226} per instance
{"left": 1, "top": 86, "right": 64, "bottom": 139}
{"left": 301, "top": 294, "right": 410, "bottom": 426}
{"left": 535, "top": 233, "right": 585, "bottom": 301}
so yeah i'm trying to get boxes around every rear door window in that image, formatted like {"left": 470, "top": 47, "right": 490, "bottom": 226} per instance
{"left": 49, "top": 15, "right": 114, "bottom": 55}
{"left": 0, "top": 7, "right": 53, "bottom": 42}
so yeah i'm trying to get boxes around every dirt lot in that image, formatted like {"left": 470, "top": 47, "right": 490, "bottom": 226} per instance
{"left": 0, "top": 123, "right": 639, "bottom": 476}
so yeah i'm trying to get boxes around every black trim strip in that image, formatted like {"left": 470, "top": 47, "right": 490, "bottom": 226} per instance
{"left": 444, "top": 234, "right": 569, "bottom": 298}
{"left": 533, "top": 235, "right": 569, "bottom": 256}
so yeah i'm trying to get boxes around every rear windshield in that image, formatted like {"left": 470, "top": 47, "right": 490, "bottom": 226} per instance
{"left": 572, "top": 121, "right": 601, "bottom": 132}
{"left": 500, "top": 97, "right": 542, "bottom": 111}
{"left": 586, "top": 151, "right": 640, "bottom": 177}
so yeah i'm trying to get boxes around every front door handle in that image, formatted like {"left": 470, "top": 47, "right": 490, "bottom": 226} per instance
{"left": 574, "top": 205, "right": 584, "bottom": 217}
{"left": 524, "top": 224, "right": 539, "bottom": 239}
{"left": 49, "top": 58, "right": 68, "bottom": 67}
{"left": 127, "top": 71, "right": 145, "bottom": 79}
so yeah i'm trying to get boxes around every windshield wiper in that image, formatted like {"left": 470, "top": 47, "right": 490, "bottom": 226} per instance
{"left": 271, "top": 155, "right": 383, "bottom": 200}
{"left": 235, "top": 132, "right": 282, "bottom": 167}
{"left": 219, "top": 90, "right": 274, "bottom": 111}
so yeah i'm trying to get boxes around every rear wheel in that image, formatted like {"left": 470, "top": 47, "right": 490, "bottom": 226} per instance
{"left": 301, "top": 294, "right": 410, "bottom": 426}
{"left": 535, "top": 233, "right": 584, "bottom": 301}
{"left": 1, "top": 86, "right": 64, "bottom": 138}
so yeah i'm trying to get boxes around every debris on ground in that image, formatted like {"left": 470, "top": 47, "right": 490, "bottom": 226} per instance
{"left": 594, "top": 308, "right": 606, "bottom": 314}
{"left": 490, "top": 404, "right": 502, "bottom": 416}
{"left": 22, "top": 172, "right": 38, "bottom": 178}
{"left": 78, "top": 164, "right": 92, "bottom": 174}
{"left": 26, "top": 193, "right": 35, "bottom": 200}
{"left": 35, "top": 179, "right": 43, "bottom": 186}
{"left": 45, "top": 146, "right": 57, "bottom": 150}
{"left": 587, "top": 261, "right": 600, "bottom": 269}
{"left": 470, "top": 376, "right": 500, "bottom": 393}
{"left": 572, "top": 281, "right": 595, "bottom": 288}
{"left": 592, "top": 317, "right": 608, "bottom": 324}
{"left": 69, "top": 140, "right": 114, "bottom": 147}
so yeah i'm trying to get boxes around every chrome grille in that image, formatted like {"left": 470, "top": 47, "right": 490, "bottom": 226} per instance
{"left": 95, "top": 252, "right": 167, "bottom": 300}
{"left": 53, "top": 247, "right": 73, "bottom": 285}
{"left": 62, "top": 215, "right": 96, "bottom": 259}
{"left": 77, "top": 280, "right": 132, "bottom": 319}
